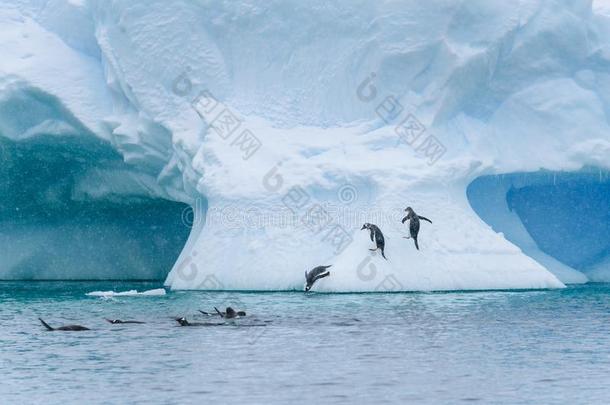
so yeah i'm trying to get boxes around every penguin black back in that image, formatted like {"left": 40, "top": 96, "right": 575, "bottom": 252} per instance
{"left": 305, "top": 265, "right": 331, "bottom": 291}
{"left": 401, "top": 207, "right": 432, "bottom": 250}
{"left": 361, "top": 223, "right": 387, "bottom": 259}
{"left": 39, "top": 318, "right": 90, "bottom": 331}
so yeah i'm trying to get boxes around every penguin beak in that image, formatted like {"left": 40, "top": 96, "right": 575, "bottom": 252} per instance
{"left": 360, "top": 225, "right": 366, "bottom": 230}
{"left": 305, "top": 285, "right": 311, "bottom": 291}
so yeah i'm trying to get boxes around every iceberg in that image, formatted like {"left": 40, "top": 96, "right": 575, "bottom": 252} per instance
{"left": 86, "top": 288, "right": 166, "bottom": 297}
{"left": 1, "top": 0, "right": 609, "bottom": 290}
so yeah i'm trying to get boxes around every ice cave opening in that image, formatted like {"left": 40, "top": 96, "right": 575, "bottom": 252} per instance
{"left": 0, "top": 136, "right": 191, "bottom": 280}
{"left": 467, "top": 168, "right": 610, "bottom": 283}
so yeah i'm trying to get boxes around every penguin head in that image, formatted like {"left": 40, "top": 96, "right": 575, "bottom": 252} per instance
{"left": 361, "top": 223, "right": 370, "bottom": 230}
{"left": 225, "top": 307, "right": 236, "bottom": 318}
{"left": 304, "top": 282, "right": 312, "bottom": 292}
{"left": 176, "top": 317, "right": 188, "bottom": 326}
{"left": 405, "top": 207, "right": 413, "bottom": 213}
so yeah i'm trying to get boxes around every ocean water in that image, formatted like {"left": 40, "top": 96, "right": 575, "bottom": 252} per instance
{"left": 1, "top": 282, "right": 610, "bottom": 404}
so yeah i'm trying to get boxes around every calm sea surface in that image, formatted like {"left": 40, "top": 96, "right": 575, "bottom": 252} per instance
{"left": 1, "top": 282, "right": 610, "bottom": 404}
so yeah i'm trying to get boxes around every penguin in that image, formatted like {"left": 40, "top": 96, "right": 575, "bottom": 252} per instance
{"left": 211, "top": 307, "right": 246, "bottom": 318}
{"left": 401, "top": 207, "right": 432, "bottom": 250}
{"left": 39, "top": 318, "right": 90, "bottom": 331}
{"left": 305, "top": 265, "right": 331, "bottom": 291}
{"left": 104, "top": 318, "right": 146, "bottom": 324}
{"left": 175, "top": 317, "right": 223, "bottom": 327}
{"left": 361, "top": 223, "right": 387, "bottom": 259}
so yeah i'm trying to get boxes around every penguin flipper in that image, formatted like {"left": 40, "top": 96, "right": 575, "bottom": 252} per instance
{"left": 315, "top": 271, "right": 330, "bottom": 281}
{"left": 369, "top": 230, "right": 374, "bottom": 242}
{"left": 419, "top": 216, "right": 432, "bottom": 224}
{"left": 39, "top": 318, "right": 54, "bottom": 331}
{"left": 401, "top": 216, "right": 409, "bottom": 224}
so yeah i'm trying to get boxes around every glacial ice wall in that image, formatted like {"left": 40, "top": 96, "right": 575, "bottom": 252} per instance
{"left": 1, "top": 0, "right": 609, "bottom": 289}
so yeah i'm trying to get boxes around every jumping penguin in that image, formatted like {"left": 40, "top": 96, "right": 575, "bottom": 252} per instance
{"left": 401, "top": 207, "right": 432, "bottom": 250}
{"left": 305, "top": 265, "right": 331, "bottom": 291}
{"left": 361, "top": 223, "right": 387, "bottom": 259}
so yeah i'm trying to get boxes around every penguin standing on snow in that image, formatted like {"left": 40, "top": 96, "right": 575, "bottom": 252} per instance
{"left": 361, "top": 223, "right": 387, "bottom": 259}
{"left": 401, "top": 207, "right": 432, "bottom": 250}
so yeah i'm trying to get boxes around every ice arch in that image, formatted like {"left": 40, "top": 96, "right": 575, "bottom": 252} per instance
{"left": 467, "top": 168, "right": 610, "bottom": 283}
{"left": 0, "top": 136, "right": 191, "bottom": 280}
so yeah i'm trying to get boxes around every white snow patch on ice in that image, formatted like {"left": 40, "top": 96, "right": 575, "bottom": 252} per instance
{"left": 86, "top": 288, "right": 167, "bottom": 297}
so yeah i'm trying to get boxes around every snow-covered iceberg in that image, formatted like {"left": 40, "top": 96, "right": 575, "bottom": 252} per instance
{"left": 1, "top": 0, "right": 609, "bottom": 290}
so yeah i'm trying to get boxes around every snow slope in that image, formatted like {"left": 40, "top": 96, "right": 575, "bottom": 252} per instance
{"left": 1, "top": 0, "right": 610, "bottom": 289}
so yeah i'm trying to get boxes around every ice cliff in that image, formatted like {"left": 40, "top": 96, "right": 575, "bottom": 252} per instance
{"left": 1, "top": 0, "right": 609, "bottom": 289}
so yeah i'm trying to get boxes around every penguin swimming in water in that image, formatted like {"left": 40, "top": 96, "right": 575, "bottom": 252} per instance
{"left": 39, "top": 318, "right": 90, "bottom": 331}
{"left": 211, "top": 307, "right": 246, "bottom": 319}
{"left": 105, "top": 318, "right": 146, "bottom": 324}
{"left": 175, "top": 317, "right": 223, "bottom": 327}
{"left": 401, "top": 207, "right": 432, "bottom": 250}
{"left": 361, "top": 223, "right": 387, "bottom": 259}
{"left": 305, "top": 265, "right": 331, "bottom": 291}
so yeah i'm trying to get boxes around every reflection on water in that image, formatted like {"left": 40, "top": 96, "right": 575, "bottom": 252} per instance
{"left": 1, "top": 282, "right": 610, "bottom": 404}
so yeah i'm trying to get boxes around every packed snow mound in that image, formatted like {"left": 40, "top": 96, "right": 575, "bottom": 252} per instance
{"left": 1, "top": 0, "right": 609, "bottom": 289}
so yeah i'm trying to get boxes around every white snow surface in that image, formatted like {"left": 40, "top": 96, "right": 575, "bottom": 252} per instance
{"left": 2, "top": 0, "right": 610, "bottom": 290}
{"left": 86, "top": 288, "right": 166, "bottom": 297}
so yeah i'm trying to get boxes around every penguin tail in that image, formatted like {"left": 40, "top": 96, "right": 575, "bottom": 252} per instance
{"left": 414, "top": 238, "right": 419, "bottom": 250}
{"left": 39, "top": 318, "right": 54, "bottom": 331}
